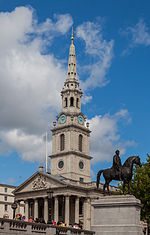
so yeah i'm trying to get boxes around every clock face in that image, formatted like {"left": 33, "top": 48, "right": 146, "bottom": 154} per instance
{"left": 60, "top": 114, "right": 66, "bottom": 124}
{"left": 77, "top": 115, "right": 84, "bottom": 125}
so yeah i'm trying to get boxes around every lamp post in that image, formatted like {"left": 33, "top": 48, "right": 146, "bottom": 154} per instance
{"left": 47, "top": 189, "right": 53, "bottom": 223}
{"left": 11, "top": 201, "right": 17, "bottom": 219}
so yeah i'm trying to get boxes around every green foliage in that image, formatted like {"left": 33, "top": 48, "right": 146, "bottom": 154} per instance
{"left": 118, "top": 154, "right": 150, "bottom": 222}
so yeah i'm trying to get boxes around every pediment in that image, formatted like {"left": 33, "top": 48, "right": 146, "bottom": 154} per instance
{"left": 14, "top": 172, "right": 66, "bottom": 194}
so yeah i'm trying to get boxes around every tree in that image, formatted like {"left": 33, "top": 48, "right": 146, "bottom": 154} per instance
{"left": 118, "top": 154, "right": 150, "bottom": 222}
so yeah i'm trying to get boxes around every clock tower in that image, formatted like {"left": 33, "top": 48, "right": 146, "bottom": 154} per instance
{"left": 50, "top": 28, "right": 92, "bottom": 183}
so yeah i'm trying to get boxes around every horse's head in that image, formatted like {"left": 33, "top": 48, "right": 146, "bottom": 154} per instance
{"left": 133, "top": 156, "right": 142, "bottom": 167}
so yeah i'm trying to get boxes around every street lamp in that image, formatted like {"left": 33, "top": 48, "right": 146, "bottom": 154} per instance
{"left": 11, "top": 201, "right": 17, "bottom": 219}
{"left": 47, "top": 189, "right": 53, "bottom": 223}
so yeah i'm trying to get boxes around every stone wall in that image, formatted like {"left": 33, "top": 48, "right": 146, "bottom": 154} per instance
{"left": 91, "top": 195, "right": 143, "bottom": 235}
{"left": 0, "top": 218, "right": 95, "bottom": 235}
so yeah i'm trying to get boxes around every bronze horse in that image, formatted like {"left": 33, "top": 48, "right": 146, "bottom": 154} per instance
{"left": 96, "top": 156, "right": 142, "bottom": 194}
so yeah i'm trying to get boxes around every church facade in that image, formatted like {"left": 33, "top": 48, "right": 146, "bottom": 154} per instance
{"left": 14, "top": 29, "right": 115, "bottom": 230}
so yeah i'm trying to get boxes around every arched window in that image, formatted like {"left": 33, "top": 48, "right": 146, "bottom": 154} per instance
{"left": 70, "top": 97, "right": 74, "bottom": 106}
{"left": 65, "top": 98, "right": 68, "bottom": 107}
{"left": 76, "top": 98, "right": 79, "bottom": 108}
{"left": 60, "top": 134, "right": 65, "bottom": 151}
{"left": 79, "top": 134, "right": 83, "bottom": 152}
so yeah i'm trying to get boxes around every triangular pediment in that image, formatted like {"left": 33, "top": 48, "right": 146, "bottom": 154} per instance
{"left": 14, "top": 171, "right": 67, "bottom": 194}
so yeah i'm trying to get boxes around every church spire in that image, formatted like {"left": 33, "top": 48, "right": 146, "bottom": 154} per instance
{"left": 66, "top": 26, "right": 78, "bottom": 82}
{"left": 61, "top": 27, "right": 82, "bottom": 114}
{"left": 71, "top": 26, "right": 74, "bottom": 44}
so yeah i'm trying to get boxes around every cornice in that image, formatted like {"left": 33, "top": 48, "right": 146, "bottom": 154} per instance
{"left": 61, "top": 88, "right": 82, "bottom": 95}
{"left": 52, "top": 123, "right": 91, "bottom": 134}
{"left": 49, "top": 151, "right": 93, "bottom": 160}
{"left": 56, "top": 112, "right": 87, "bottom": 120}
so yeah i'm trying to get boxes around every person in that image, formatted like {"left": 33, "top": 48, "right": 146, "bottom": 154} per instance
{"left": 28, "top": 216, "right": 34, "bottom": 222}
{"left": 19, "top": 214, "right": 23, "bottom": 221}
{"left": 39, "top": 218, "right": 45, "bottom": 224}
{"left": 53, "top": 221, "right": 57, "bottom": 225}
{"left": 47, "top": 219, "right": 53, "bottom": 224}
{"left": 73, "top": 223, "right": 79, "bottom": 229}
{"left": 113, "top": 150, "right": 122, "bottom": 180}
{"left": 35, "top": 218, "right": 39, "bottom": 223}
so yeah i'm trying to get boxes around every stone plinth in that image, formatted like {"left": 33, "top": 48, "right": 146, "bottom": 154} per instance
{"left": 91, "top": 195, "right": 143, "bottom": 235}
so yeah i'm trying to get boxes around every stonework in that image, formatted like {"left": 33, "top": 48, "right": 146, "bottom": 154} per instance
{"left": 0, "top": 218, "right": 94, "bottom": 235}
{"left": 32, "top": 175, "right": 47, "bottom": 190}
{"left": 50, "top": 28, "right": 91, "bottom": 183}
{"left": 91, "top": 195, "right": 143, "bottom": 235}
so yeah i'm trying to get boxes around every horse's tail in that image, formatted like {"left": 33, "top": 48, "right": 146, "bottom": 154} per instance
{"left": 96, "top": 170, "right": 104, "bottom": 188}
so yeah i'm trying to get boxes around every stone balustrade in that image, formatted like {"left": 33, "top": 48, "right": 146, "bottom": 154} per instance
{"left": 0, "top": 218, "right": 95, "bottom": 235}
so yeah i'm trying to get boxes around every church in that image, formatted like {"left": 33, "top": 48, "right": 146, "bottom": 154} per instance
{"left": 14, "top": 29, "right": 115, "bottom": 230}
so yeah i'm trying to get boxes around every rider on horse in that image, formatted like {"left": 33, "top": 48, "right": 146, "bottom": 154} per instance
{"left": 113, "top": 150, "right": 122, "bottom": 180}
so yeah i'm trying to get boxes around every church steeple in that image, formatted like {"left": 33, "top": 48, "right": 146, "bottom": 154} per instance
{"left": 50, "top": 28, "right": 91, "bottom": 183}
{"left": 66, "top": 26, "right": 78, "bottom": 82}
{"left": 61, "top": 27, "right": 82, "bottom": 114}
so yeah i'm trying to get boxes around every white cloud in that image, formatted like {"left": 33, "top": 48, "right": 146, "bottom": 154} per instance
{"left": 121, "top": 19, "right": 150, "bottom": 53}
{"left": 76, "top": 21, "right": 114, "bottom": 90}
{"left": 89, "top": 110, "right": 136, "bottom": 163}
{"left": 82, "top": 95, "right": 92, "bottom": 104}
{"left": 0, "top": 7, "right": 73, "bottom": 161}
{"left": 0, "top": 129, "right": 52, "bottom": 162}
{"left": 35, "top": 13, "right": 73, "bottom": 37}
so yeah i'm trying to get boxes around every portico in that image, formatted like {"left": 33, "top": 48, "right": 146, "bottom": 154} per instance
{"left": 14, "top": 168, "right": 100, "bottom": 229}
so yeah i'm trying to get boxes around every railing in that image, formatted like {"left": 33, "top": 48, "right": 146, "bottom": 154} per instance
{"left": 0, "top": 218, "right": 95, "bottom": 235}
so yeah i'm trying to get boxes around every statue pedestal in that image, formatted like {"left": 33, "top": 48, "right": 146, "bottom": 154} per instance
{"left": 91, "top": 195, "right": 143, "bottom": 235}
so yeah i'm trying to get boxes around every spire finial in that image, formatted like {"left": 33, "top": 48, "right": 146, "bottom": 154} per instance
{"left": 71, "top": 26, "right": 74, "bottom": 44}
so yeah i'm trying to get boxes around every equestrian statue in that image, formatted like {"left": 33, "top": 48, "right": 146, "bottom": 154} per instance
{"left": 96, "top": 150, "right": 142, "bottom": 194}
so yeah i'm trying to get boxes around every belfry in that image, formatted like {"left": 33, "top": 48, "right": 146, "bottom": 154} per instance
{"left": 50, "top": 27, "right": 92, "bottom": 183}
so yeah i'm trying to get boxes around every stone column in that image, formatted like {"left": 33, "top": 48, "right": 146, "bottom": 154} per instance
{"left": 83, "top": 198, "right": 91, "bottom": 230}
{"left": 44, "top": 198, "right": 48, "bottom": 223}
{"left": 25, "top": 200, "right": 29, "bottom": 221}
{"left": 54, "top": 196, "right": 58, "bottom": 223}
{"left": 16, "top": 201, "right": 20, "bottom": 214}
{"left": 34, "top": 199, "right": 38, "bottom": 220}
{"left": 65, "top": 195, "right": 70, "bottom": 226}
{"left": 75, "top": 196, "right": 79, "bottom": 224}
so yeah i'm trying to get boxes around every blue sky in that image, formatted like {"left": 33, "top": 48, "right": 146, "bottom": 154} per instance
{"left": 0, "top": 0, "right": 150, "bottom": 186}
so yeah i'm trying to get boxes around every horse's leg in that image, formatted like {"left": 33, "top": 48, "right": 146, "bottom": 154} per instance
{"left": 103, "top": 182, "right": 106, "bottom": 195}
{"left": 128, "top": 180, "right": 131, "bottom": 194}
{"left": 106, "top": 180, "right": 111, "bottom": 195}
{"left": 123, "top": 180, "right": 126, "bottom": 194}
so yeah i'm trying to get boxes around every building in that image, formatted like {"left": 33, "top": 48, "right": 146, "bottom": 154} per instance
{"left": 14, "top": 28, "right": 115, "bottom": 230}
{"left": 0, "top": 184, "right": 24, "bottom": 219}
{"left": 0, "top": 184, "right": 16, "bottom": 219}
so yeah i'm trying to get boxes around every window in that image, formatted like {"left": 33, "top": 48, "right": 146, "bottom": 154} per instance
{"left": 79, "top": 134, "right": 83, "bottom": 152}
{"left": 79, "top": 177, "right": 84, "bottom": 183}
{"left": 4, "top": 196, "right": 7, "bottom": 201}
{"left": 4, "top": 204, "right": 7, "bottom": 211}
{"left": 58, "top": 160, "right": 64, "bottom": 169}
{"left": 60, "top": 134, "right": 65, "bottom": 151}
{"left": 5, "top": 188, "right": 7, "bottom": 193}
{"left": 65, "top": 98, "right": 68, "bottom": 107}
{"left": 76, "top": 98, "right": 79, "bottom": 108}
{"left": 70, "top": 97, "right": 74, "bottom": 106}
